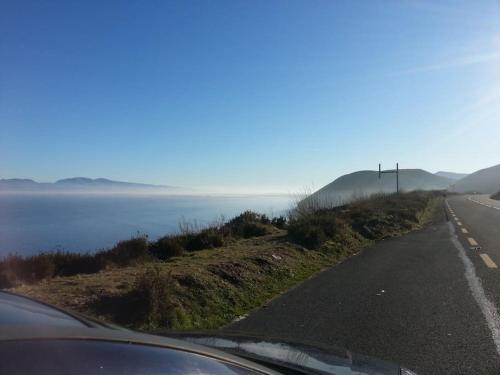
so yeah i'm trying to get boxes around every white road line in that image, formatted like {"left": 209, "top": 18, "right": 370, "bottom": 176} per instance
{"left": 468, "top": 197, "right": 500, "bottom": 210}
{"left": 461, "top": 228, "right": 469, "bottom": 234}
{"left": 448, "top": 222, "right": 500, "bottom": 356}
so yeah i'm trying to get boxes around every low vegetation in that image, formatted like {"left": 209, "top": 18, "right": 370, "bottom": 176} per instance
{"left": 0, "top": 211, "right": 282, "bottom": 288}
{"left": 6, "top": 191, "right": 443, "bottom": 331}
{"left": 289, "top": 191, "right": 442, "bottom": 249}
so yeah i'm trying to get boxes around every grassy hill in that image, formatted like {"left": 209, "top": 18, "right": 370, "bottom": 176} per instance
{"left": 450, "top": 164, "right": 500, "bottom": 194}
{"left": 306, "top": 169, "right": 452, "bottom": 207}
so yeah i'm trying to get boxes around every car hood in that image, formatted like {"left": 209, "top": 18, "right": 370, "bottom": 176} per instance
{"left": 168, "top": 332, "right": 416, "bottom": 375}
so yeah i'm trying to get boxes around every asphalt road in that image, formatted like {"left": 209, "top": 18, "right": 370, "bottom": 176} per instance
{"left": 225, "top": 195, "right": 500, "bottom": 374}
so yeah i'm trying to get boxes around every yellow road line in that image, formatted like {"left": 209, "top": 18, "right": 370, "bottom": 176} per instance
{"left": 480, "top": 254, "right": 498, "bottom": 269}
{"left": 468, "top": 237, "right": 479, "bottom": 246}
{"left": 461, "top": 228, "right": 469, "bottom": 234}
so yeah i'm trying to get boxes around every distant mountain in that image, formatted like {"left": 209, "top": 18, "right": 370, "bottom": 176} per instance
{"left": 0, "top": 179, "right": 38, "bottom": 188}
{"left": 307, "top": 169, "right": 453, "bottom": 207}
{"left": 450, "top": 164, "right": 500, "bottom": 194}
{"left": 435, "top": 171, "right": 468, "bottom": 181}
{"left": 0, "top": 177, "right": 183, "bottom": 194}
{"left": 54, "top": 177, "right": 172, "bottom": 189}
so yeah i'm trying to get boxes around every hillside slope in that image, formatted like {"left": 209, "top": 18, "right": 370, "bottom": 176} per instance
{"left": 309, "top": 169, "right": 451, "bottom": 206}
{"left": 435, "top": 171, "right": 468, "bottom": 180}
{"left": 451, "top": 164, "right": 500, "bottom": 193}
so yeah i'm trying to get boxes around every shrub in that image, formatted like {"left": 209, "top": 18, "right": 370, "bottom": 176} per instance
{"left": 149, "top": 236, "right": 185, "bottom": 260}
{"left": 288, "top": 211, "right": 340, "bottom": 249}
{"left": 21, "top": 253, "right": 57, "bottom": 282}
{"left": 271, "top": 216, "right": 287, "bottom": 229}
{"left": 224, "top": 211, "right": 271, "bottom": 238}
{"left": 149, "top": 229, "right": 224, "bottom": 258}
{"left": 288, "top": 222, "right": 327, "bottom": 249}
{"left": 185, "top": 230, "right": 224, "bottom": 251}
{"left": 288, "top": 191, "right": 441, "bottom": 248}
{"left": 0, "top": 252, "right": 99, "bottom": 287}
{"left": 0, "top": 254, "right": 55, "bottom": 286}
{"left": 102, "top": 236, "right": 150, "bottom": 267}
{"left": 53, "top": 252, "right": 101, "bottom": 276}
{"left": 0, "top": 236, "right": 150, "bottom": 287}
{"left": 229, "top": 211, "right": 261, "bottom": 224}
{"left": 240, "top": 222, "right": 269, "bottom": 238}
{"left": 260, "top": 214, "right": 271, "bottom": 225}
{"left": 135, "top": 267, "right": 180, "bottom": 328}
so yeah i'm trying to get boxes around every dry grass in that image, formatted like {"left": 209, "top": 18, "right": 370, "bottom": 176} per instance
{"left": 12, "top": 230, "right": 354, "bottom": 330}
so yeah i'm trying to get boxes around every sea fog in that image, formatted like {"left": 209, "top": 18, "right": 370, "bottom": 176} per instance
{"left": 0, "top": 193, "right": 294, "bottom": 257}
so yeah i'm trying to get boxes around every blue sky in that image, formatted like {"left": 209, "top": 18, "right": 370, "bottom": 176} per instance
{"left": 1, "top": 1, "right": 500, "bottom": 193}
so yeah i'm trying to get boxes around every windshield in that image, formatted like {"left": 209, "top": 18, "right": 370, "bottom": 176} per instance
{"left": 1, "top": 1, "right": 500, "bottom": 374}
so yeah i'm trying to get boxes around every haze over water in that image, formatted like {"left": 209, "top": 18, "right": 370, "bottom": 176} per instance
{"left": 0, "top": 194, "right": 293, "bottom": 257}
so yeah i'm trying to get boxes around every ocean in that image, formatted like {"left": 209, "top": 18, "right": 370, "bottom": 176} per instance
{"left": 0, "top": 194, "right": 294, "bottom": 257}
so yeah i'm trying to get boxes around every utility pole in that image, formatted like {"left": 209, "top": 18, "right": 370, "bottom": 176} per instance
{"left": 378, "top": 163, "right": 399, "bottom": 193}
